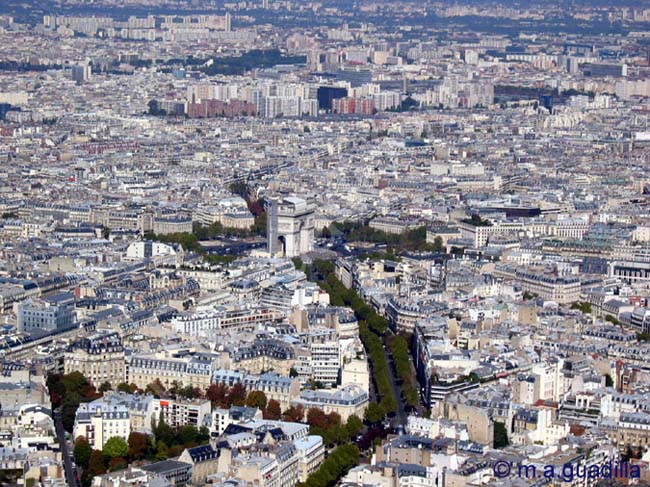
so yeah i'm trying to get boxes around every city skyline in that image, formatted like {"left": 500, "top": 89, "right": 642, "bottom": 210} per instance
{"left": 0, "top": 1, "right": 649, "bottom": 487}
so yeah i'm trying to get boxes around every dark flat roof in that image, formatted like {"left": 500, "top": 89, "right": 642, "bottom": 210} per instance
{"left": 140, "top": 459, "right": 191, "bottom": 474}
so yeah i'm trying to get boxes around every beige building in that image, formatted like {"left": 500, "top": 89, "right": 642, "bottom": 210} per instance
{"left": 515, "top": 269, "right": 581, "bottom": 303}
{"left": 178, "top": 444, "right": 229, "bottom": 485}
{"left": 228, "top": 340, "right": 296, "bottom": 376}
{"left": 126, "top": 351, "right": 220, "bottom": 391}
{"left": 292, "top": 384, "right": 369, "bottom": 422}
{"left": 233, "top": 444, "right": 300, "bottom": 487}
{"left": 443, "top": 402, "right": 494, "bottom": 446}
{"left": 64, "top": 331, "right": 125, "bottom": 388}
{"left": 294, "top": 435, "right": 325, "bottom": 482}
{"left": 212, "top": 371, "right": 301, "bottom": 411}
{"left": 73, "top": 403, "right": 130, "bottom": 450}
{"left": 152, "top": 217, "right": 193, "bottom": 235}
{"left": 600, "top": 412, "right": 650, "bottom": 451}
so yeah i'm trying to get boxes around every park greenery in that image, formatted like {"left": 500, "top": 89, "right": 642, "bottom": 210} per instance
{"left": 196, "top": 49, "right": 306, "bottom": 76}
{"left": 460, "top": 214, "right": 492, "bottom": 227}
{"left": 570, "top": 301, "right": 593, "bottom": 314}
{"left": 604, "top": 315, "right": 621, "bottom": 326}
{"left": 148, "top": 50, "right": 305, "bottom": 89}
{"left": 330, "top": 221, "right": 438, "bottom": 252}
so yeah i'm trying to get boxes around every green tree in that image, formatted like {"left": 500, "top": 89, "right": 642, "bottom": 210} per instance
{"left": 73, "top": 437, "right": 92, "bottom": 470}
{"left": 253, "top": 212, "right": 267, "bottom": 237}
{"left": 345, "top": 415, "right": 363, "bottom": 439}
{"left": 177, "top": 385, "right": 198, "bottom": 399}
{"left": 301, "top": 444, "right": 360, "bottom": 487}
{"left": 638, "top": 332, "right": 650, "bottom": 342}
{"left": 116, "top": 383, "right": 132, "bottom": 393}
{"left": 62, "top": 393, "right": 82, "bottom": 433}
{"left": 432, "top": 235, "right": 445, "bottom": 252}
{"left": 154, "top": 414, "right": 174, "bottom": 446}
{"left": 103, "top": 437, "right": 128, "bottom": 459}
{"left": 48, "top": 371, "right": 100, "bottom": 433}
{"left": 493, "top": 421, "right": 509, "bottom": 449}
{"left": 178, "top": 425, "right": 198, "bottom": 446}
{"left": 605, "top": 373, "right": 614, "bottom": 387}
{"left": 364, "top": 403, "right": 385, "bottom": 424}
{"left": 570, "top": 301, "right": 592, "bottom": 314}
{"left": 245, "top": 390, "right": 268, "bottom": 410}
{"left": 197, "top": 426, "right": 210, "bottom": 444}
{"left": 145, "top": 379, "right": 166, "bottom": 398}
{"left": 99, "top": 381, "right": 112, "bottom": 393}
{"left": 155, "top": 440, "right": 169, "bottom": 461}
{"left": 229, "top": 182, "right": 248, "bottom": 198}
{"left": 403, "top": 383, "right": 420, "bottom": 407}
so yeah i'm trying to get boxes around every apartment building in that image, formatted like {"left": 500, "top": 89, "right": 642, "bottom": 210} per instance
{"left": 152, "top": 217, "right": 193, "bottom": 236}
{"left": 152, "top": 397, "right": 211, "bottom": 430}
{"left": 73, "top": 403, "right": 130, "bottom": 450}
{"left": 600, "top": 412, "right": 650, "bottom": 450}
{"left": 228, "top": 339, "right": 296, "bottom": 376}
{"left": 515, "top": 269, "right": 581, "bottom": 304}
{"left": 608, "top": 261, "right": 650, "bottom": 283}
{"left": 126, "top": 351, "right": 220, "bottom": 391}
{"left": 292, "top": 384, "right": 369, "bottom": 421}
{"left": 310, "top": 341, "right": 340, "bottom": 386}
{"left": 17, "top": 292, "right": 75, "bottom": 333}
{"left": 172, "top": 307, "right": 282, "bottom": 335}
{"left": 212, "top": 370, "right": 301, "bottom": 410}
{"left": 64, "top": 330, "right": 125, "bottom": 387}
{"left": 294, "top": 435, "right": 325, "bottom": 482}
{"left": 210, "top": 406, "right": 262, "bottom": 437}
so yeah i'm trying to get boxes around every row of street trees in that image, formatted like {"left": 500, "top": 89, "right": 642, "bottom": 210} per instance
{"left": 389, "top": 335, "right": 420, "bottom": 408}
{"left": 307, "top": 260, "right": 412, "bottom": 424}
{"left": 298, "top": 444, "right": 360, "bottom": 487}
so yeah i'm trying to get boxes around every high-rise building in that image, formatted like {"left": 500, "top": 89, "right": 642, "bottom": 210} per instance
{"left": 267, "top": 196, "right": 315, "bottom": 258}
{"left": 71, "top": 63, "right": 92, "bottom": 84}
{"left": 579, "top": 62, "right": 627, "bottom": 78}
{"left": 316, "top": 86, "right": 348, "bottom": 111}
